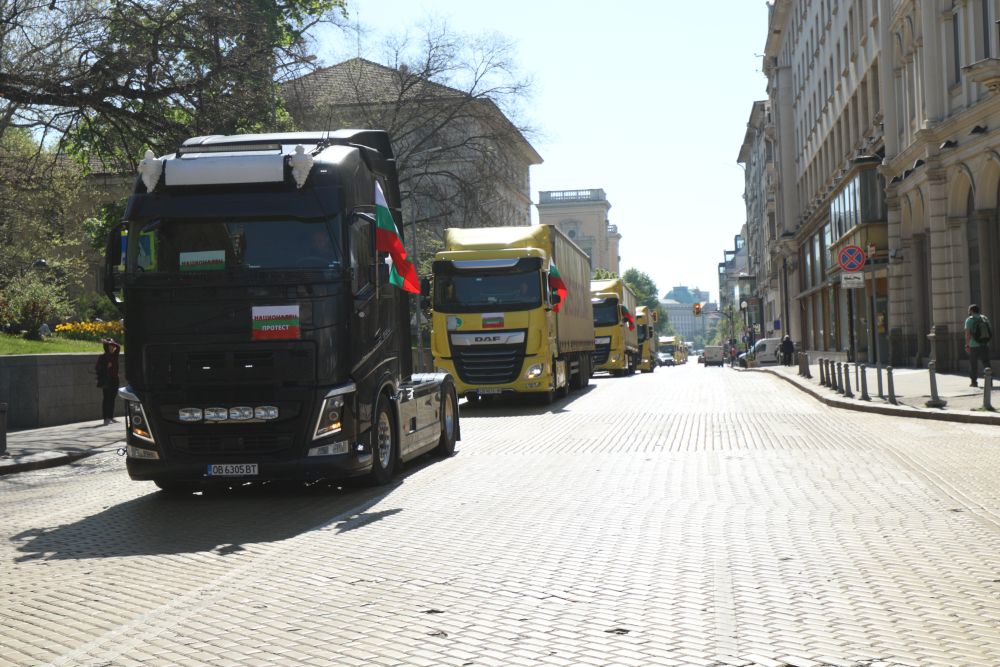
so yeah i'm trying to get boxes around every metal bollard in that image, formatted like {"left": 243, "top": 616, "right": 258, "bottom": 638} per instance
{"left": 819, "top": 358, "right": 826, "bottom": 386}
{"left": 855, "top": 362, "right": 860, "bottom": 389}
{"left": 887, "top": 366, "right": 897, "bottom": 405}
{"left": 826, "top": 359, "right": 834, "bottom": 388}
{"left": 836, "top": 362, "right": 844, "bottom": 394}
{"left": 876, "top": 363, "right": 884, "bottom": 399}
{"left": 859, "top": 364, "right": 870, "bottom": 401}
{"left": 984, "top": 367, "right": 994, "bottom": 411}
{"left": 843, "top": 362, "right": 854, "bottom": 398}
{"left": 0, "top": 402, "right": 6, "bottom": 456}
{"left": 803, "top": 352, "right": 811, "bottom": 379}
{"left": 925, "top": 360, "right": 948, "bottom": 408}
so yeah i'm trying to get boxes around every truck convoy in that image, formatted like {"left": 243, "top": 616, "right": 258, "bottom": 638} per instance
{"left": 428, "top": 225, "right": 595, "bottom": 403}
{"left": 590, "top": 278, "right": 639, "bottom": 376}
{"left": 635, "top": 305, "right": 658, "bottom": 373}
{"left": 104, "top": 130, "right": 459, "bottom": 493}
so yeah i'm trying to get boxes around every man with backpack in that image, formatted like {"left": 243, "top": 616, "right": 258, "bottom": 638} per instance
{"left": 964, "top": 304, "right": 992, "bottom": 387}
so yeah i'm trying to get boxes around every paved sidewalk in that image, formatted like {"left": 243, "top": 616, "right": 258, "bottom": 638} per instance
{"left": 0, "top": 419, "right": 125, "bottom": 476}
{"left": 753, "top": 358, "right": 1000, "bottom": 425}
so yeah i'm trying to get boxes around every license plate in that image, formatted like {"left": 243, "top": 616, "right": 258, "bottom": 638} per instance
{"left": 478, "top": 388, "right": 503, "bottom": 395}
{"left": 207, "top": 463, "right": 258, "bottom": 477}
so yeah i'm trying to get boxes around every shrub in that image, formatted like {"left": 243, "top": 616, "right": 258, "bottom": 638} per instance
{"left": 0, "top": 273, "right": 72, "bottom": 339}
{"left": 55, "top": 320, "right": 124, "bottom": 342}
{"left": 74, "top": 290, "right": 122, "bottom": 322}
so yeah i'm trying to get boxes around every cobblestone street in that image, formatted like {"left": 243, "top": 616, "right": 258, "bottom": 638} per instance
{"left": 3, "top": 365, "right": 1000, "bottom": 666}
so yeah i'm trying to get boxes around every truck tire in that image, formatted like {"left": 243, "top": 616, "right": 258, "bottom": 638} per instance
{"left": 435, "top": 382, "right": 458, "bottom": 458}
{"left": 579, "top": 354, "right": 590, "bottom": 388}
{"left": 368, "top": 393, "right": 397, "bottom": 486}
{"left": 555, "top": 359, "right": 569, "bottom": 398}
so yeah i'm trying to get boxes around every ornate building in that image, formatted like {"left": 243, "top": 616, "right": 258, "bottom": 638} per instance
{"left": 536, "top": 189, "right": 621, "bottom": 274}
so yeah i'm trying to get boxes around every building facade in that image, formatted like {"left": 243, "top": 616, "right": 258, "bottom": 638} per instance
{"left": 754, "top": 0, "right": 1000, "bottom": 372}
{"left": 536, "top": 189, "right": 621, "bottom": 274}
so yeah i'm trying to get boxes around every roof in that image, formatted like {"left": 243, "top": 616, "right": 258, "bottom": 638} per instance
{"left": 284, "top": 58, "right": 541, "bottom": 165}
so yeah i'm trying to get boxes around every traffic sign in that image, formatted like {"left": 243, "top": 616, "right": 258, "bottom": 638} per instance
{"left": 838, "top": 245, "right": 866, "bottom": 272}
{"left": 841, "top": 273, "right": 865, "bottom": 289}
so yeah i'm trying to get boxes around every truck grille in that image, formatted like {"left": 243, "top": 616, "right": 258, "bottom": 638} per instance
{"left": 452, "top": 344, "right": 525, "bottom": 385}
{"left": 594, "top": 343, "right": 611, "bottom": 365}
{"left": 170, "top": 433, "right": 293, "bottom": 457}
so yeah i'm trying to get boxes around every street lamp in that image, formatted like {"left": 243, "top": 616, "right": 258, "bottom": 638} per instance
{"left": 740, "top": 300, "right": 749, "bottom": 352}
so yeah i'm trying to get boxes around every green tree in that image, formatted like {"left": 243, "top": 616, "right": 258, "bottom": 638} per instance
{"left": 622, "top": 268, "right": 674, "bottom": 335}
{"left": 593, "top": 268, "right": 618, "bottom": 279}
{"left": 1, "top": 0, "right": 347, "bottom": 167}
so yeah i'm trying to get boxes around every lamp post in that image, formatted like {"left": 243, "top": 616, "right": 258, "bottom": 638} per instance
{"left": 740, "top": 299, "right": 749, "bottom": 352}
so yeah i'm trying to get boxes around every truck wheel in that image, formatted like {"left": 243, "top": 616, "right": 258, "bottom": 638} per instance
{"left": 368, "top": 394, "right": 397, "bottom": 486}
{"left": 555, "top": 359, "right": 569, "bottom": 398}
{"left": 435, "top": 382, "right": 458, "bottom": 458}
{"left": 626, "top": 355, "right": 636, "bottom": 376}
{"left": 578, "top": 354, "right": 590, "bottom": 388}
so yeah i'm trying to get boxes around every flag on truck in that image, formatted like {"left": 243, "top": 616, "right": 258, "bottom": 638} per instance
{"left": 549, "top": 262, "right": 568, "bottom": 313}
{"left": 375, "top": 181, "right": 420, "bottom": 294}
{"left": 621, "top": 305, "right": 635, "bottom": 330}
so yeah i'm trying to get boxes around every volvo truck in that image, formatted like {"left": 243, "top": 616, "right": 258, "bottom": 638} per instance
{"left": 104, "top": 130, "right": 459, "bottom": 493}
{"left": 428, "top": 225, "right": 594, "bottom": 404}
{"left": 590, "top": 278, "right": 639, "bottom": 375}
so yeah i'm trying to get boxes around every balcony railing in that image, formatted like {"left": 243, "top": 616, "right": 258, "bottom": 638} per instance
{"left": 539, "top": 189, "right": 607, "bottom": 203}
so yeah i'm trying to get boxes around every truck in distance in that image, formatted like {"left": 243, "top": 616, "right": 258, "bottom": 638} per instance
{"left": 104, "top": 130, "right": 459, "bottom": 494}
{"left": 590, "top": 278, "right": 639, "bottom": 376}
{"left": 635, "top": 305, "right": 658, "bottom": 373}
{"left": 427, "top": 225, "right": 595, "bottom": 404}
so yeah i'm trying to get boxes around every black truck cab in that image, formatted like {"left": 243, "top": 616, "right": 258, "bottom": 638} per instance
{"left": 107, "top": 130, "right": 458, "bottom": 492}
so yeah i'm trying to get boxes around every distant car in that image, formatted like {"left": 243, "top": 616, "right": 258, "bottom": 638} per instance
{"left": 697, "top": 353, "right": 705, "bottom": 364}
{"left": 737, "top": 337, "right": 782, "bottom": 367}
{"left": 657, "top": 352, "right": 675, "bottom": 367}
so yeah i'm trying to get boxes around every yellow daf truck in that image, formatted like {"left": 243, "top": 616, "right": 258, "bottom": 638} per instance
{"left": 590, "top": 278, "right": 639, "bottom": 376}
{"left": 428, "top": 225, "right": 595, "bottom": 404}
{"left": 635, "top": 305, "right": 658, "bottom": 373}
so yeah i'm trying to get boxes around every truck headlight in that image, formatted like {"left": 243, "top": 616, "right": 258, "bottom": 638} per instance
{"left": 127, "top": 400, "right": 155, "bottom": 444}
{"left": 314, "top": 395, "right": 344, "bottom": 440}
{"left": 525, "top": 363, "right": 544, "bottom": 379}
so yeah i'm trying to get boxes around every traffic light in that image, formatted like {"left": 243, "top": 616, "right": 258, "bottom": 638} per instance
{"left": 693, "top": 303, "right": 702, "bottom": 316}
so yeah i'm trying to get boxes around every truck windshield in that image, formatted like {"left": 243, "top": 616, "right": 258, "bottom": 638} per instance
{"left": 434, "top": 270, "right": 541, "bottom": 312}
{"left": 592, "top": 299, "right": 620, "bottom": 327}
{"left": 125, "top": 218, "right": 341, "bottom": 274}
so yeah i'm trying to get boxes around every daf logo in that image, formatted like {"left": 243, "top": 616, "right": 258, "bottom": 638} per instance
{"left": 474, "top": 335, "right": 502, "bottom": 343}
{"left": 450, "top": 331, "right": 526, "bottom": 346}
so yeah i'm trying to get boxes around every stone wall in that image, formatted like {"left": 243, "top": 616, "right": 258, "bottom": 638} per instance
{"left": 0, "top": 354, "right": 125, "bottom": 430}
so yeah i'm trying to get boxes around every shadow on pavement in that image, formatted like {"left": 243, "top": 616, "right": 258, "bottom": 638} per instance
{"left": 9, "top": 454, "right": 443, "bottom": 563}
{"left": 459, "top": 383, "right": 597, "bottom": 417}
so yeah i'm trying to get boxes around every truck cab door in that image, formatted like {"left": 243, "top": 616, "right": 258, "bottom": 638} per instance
{"left": 350, "top": 214, "right": 378, "bottom": 377}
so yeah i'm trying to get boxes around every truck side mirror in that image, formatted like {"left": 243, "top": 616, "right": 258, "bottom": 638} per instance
{"left": 103, "top": 224, "right": 125, "bottom": 313}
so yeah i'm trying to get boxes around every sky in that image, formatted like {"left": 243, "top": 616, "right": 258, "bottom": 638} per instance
{"left": 317, "top": 1, "right": 770, "bottom": 302}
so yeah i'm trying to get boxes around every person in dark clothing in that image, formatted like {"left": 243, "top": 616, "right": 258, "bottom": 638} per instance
{"left": 780, "top": 335, "right": 794, "bottom": 366}
{"left": 95, "top": 338, "right": 121, "bottom": 425}
{"left": 964, "top": 304, "right": 992, "bottom": 387}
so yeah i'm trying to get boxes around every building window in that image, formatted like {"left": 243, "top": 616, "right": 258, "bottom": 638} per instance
{"left": 953, "top": 9, "right": 963, "bottom": 85}
{"left": 983, "top": 0, "right": 992, "bottom": 58}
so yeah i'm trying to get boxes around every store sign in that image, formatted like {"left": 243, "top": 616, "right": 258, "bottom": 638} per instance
{"left": 841, "top": 273, "right": 865, "bottom": 289}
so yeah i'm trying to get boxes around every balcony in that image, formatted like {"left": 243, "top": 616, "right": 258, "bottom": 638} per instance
{"left": 539, "top": 189, "right": 607, "bottom": 203}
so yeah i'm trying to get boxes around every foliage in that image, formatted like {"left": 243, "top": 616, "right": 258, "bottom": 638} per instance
{"left": 593, "top": 268, "right": 618, "bottom": 280}
{"left": 82, "top": 200, "right": 127, "bottom": 252}
{"left": 0, "top": 272, "right": 72, "bottom": 339}
{"left": 55, "top": 319, "right": 124, "bottom": 342}
{"left": 0, "top": 130, "right": 94, "bottom": 296}
{"left": 0, "top": 332, "right": 107, "bottom": 355}
{"left": 1, "top": 0, "right": 347, "bottom": 168}
{"left": 622, "top": 268, "right": 673, "bottom": 335}
{"left": 74, "top": 290, "right": 122, "bottom": 322}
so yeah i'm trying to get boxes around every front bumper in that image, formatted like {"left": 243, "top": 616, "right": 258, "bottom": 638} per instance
{"left": 126, "top": 451, "right": 371, "bottom": 482}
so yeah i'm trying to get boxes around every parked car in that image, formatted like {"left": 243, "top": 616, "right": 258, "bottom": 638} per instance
{"left": 657, "top": 351, "right": 675, "bottom": 367}
{"left": 738, "top": 337, "right": 782, "bottom": 367}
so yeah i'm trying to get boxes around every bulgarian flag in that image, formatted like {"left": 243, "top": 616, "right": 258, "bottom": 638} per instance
{"left": 375, "top": 181, "right": 420, "bottom": 294}
{"left": 549, "top": 262, "right": 568, "bottom": 313}
{"left": 620, "top": 305, "right": 635, "bottom": 331}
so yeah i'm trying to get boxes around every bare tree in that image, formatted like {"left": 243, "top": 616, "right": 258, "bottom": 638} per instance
{"left": 283, "top": 21, "right": 540, "bottom": 242}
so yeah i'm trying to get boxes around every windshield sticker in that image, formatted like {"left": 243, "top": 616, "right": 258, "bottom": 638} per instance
{"left": 447, "top": 316, "right": 463, "bottom": 331}
{"left": 179, "top": 250, "right": 225, "bottom": 272}
{"left": 482, "top": 313, "right": 504, "bottom": 329}
{"left": 252, "top": 305, "right": 301, "bottom": 340}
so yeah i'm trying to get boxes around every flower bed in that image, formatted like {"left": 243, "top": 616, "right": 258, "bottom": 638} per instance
{"left": 55, "top": 320, "right": 124, "bottom": 342}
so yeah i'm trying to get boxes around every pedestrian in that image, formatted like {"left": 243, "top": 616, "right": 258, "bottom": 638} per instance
{"left": 964, "top": 304, "right": 992, "bottom": 387}
{"left": 780, "top": 335, "right": 794, "bottom": 366}
{"left": 95, "top": 337, "right": 121, "bottom": 425}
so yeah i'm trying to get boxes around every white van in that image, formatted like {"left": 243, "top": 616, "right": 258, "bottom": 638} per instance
{"left": 739, "top": 337, "right": 781, "bottom": 366}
